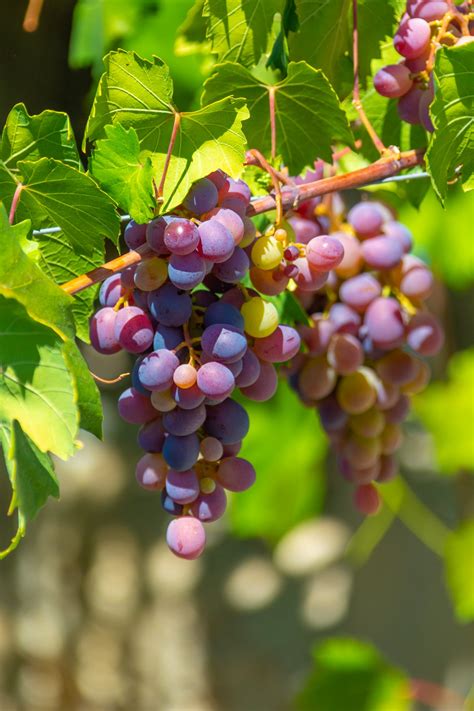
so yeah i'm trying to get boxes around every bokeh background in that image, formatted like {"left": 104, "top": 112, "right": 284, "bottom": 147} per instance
{"left": 0, "top": 2, "right": 473, "bottom": 709}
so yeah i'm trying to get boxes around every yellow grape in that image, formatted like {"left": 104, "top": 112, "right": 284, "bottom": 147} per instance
{"left": 134, "top": 257, "right": 168, "bottom": 291}
{"left": 251, "top": 234, "right": 284, "bottom": 270}
{"left": 241, "top": 296, "right": 279, "bottom": 338}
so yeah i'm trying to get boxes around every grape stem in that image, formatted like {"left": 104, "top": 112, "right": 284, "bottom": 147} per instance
{"left": 23, "top": 0, "right": 44, "bottom": 32}
{"left": 8, "top": 183, "right": 24, "bottom": 225}
{"left": 352, "top": 0, "right": 387, "bottom": 155}
{"left": 60, "top": 148, "right": 424, "bottom": 296}
{"left": 268, "top": 87, "right": 277, "bottom": 160}
{"left": 409, "top": 678, "right": 465, "bottom": 709}
{"left": 156, "top": 111, "right": 181, "bottom": 203}
{"left": 90, "top": 371, "right": 130, "bottom": 385}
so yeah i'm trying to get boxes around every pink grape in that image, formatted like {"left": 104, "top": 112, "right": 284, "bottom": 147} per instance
{"left": 89, "top": 307, "right": 121, "bottom": 355}
{"left": 136, "top": 453, "right": 168, "bottom": 491}
{"left": 354, "top": 484, "right": 381, "bottom": 516}
{"left": 197, "top": 362, "right": 235, "bottom": 399}
{"left": 253, "top": 325, "right": 301, "bottom": 363}
{"left": 347, "top": 202, "right": 384, "bottom": 238}
{"left": 190, "top": 484, "right": 227, "bottom": 522}
{"left": 306, "top": 235, "right": 345, "bottom": 271}
{"left": 361, "top": 236, "right": 403, "bottom": 270}
{"left": 374, "top": 64, "right": 413, "bottom": 98}
{"left": 118, "top": 387, "right": 157, "bottom": 424}
{"left": 394, "top": 18, "right": 432, "bottom": 59}
{"left": 406, "top": 312, "right": 444, "bottom": 355}
{"left": 364, "top": 298, "right": 405, "bottom": 349}
{"left": 164, "top": 218, "right": 200, "bottom": 255}
{"left": 166, "top": 517, "right": 206, "bottom": 559}
{"left": 114, "top": 306, "right": 154, "bottom": 353}
{"left": 339, "top": 274, "right": 382, "bottom": 313}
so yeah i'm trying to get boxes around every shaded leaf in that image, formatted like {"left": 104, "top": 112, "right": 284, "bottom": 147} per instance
{"left": 63, "top": 340, "right": 103, "bottom": 440}
{"left": 427, "top": 44, "right": 474, "bottom": 201}
{"left": 414, "top": 349, "right": 474, "bottom": 475}
{"left": 85, "top": 50, "right": 249, "bottom": 213}
{"left": 90, "top": 123, "right": 155, "bottom": 223}
{"left": 203, "top": 61, "right": 353, "bottom": 173}
{"left": 445, "top": 519, "right": 474, "bottom": 623}
{"left": 1, "top": 103, "right": 81, "bottom": 170}
{"left": 204, "top": 0, "right": 283, "bottom": 68}
{"left": 175, "top": 0, "right": 209, "bottom": 56}
{"left": 230, "top": 381, "right": 327, "bottom": 542}
{"left": 297, "top": 638, "right": 411, "bottom": 711}
{"left": 357, "top": 0, "right": 405, "bottom": 85}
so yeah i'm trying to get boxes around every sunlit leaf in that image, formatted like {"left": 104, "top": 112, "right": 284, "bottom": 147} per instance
{"left": 445, "top": 519, "right": 474, "bottom": 622}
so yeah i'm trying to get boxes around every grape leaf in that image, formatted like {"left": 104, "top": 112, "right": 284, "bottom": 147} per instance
{"left": 0, "top": 158, "right": 120, "bottom": 256}
{"left": 89, "top": 123, "right": 155, "bottom": 224}
{"left": 414, "top": 349, "right": 474, "bottom": 475}
{"left": 35, "top": 230, "right": 103, "bottom": 343}
{"left": 0, "top": 421, "right": 59, "bottom": 558}
{"left": 357, "top": 0, "right": 405, "bottom": 85}
{"left": 1, "top": 103, "right": 81, "bottom": 170}
{"left": 0, "top": 295, "right": 78, "bottom": 460}
{"left": 63, "top": 340, "right": 102, "bottom": 440}
{"left": 427, "top": 44, "right": 474, "bottom": 201}
{"left": 445, "top": 520, "right": 474, "bottom": 623}
{"left": 297, "top": 638, "right": 411, "bottom": 711}
{"left": 175, "top": 0, "right": 209, "bottom": 56}
{"left": 202, "top": 61, "right": 353, "bottom": 173}
{"left": 85, "top": 50, "right": 249, "bottom": 213}
{"left": 204, "top": 0, "right": 283, "bottom": 67}
{"left": 288, "top": 0, "right": 352, "bottom": 93}
{"left": 230, "top": 381, "right": 326, "bottom": 542}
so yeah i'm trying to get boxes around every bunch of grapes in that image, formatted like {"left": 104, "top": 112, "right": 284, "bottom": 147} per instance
{"left": 373, "top": 0, "right": 473, "bottom": 130}
{"left": 283, "top": 196, "right": 444, "bottom": 515}
{"left": 89, "top": 172, "right": 301, "bottom": 559}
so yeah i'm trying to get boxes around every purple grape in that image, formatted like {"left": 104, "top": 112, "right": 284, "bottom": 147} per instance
{"left": 317, "top": 397, "right": 349, "bottom": 433}
{"left": 241, "top": 217, "right": 257, "bottom": 247}
{"left": 197, "top": 219, "right": 235, "bottom": 263}
{"left": 201, "top": 324, "right": 247, "bottom": 364}
{"left": 136, "top": 452, "right": 167, "bottom": 490}
{"left": 374, "top": 64, "right": 413, "bottom": 98}
{"left": 99, "top": 274, "right": 123, "bottom": 307}
{"left": 293, "top": 257, "right": 328, "bottom": 292}
{"left": 164, "top": 218, "right": 200, "bottom": 255}
{"left": 234, "top": 348, "right": 261, "bottom": 388}
{"left": 114, "top": 306, "right": 154, "bottom": 353}
{"left": 168, "top": 251, "right": 207, "bottom": 290}
{"left": 419, "top": 84, "right": 435, "bottom": 131}
{"left": 161, "top": 491, "right": 184, "bottom": 517}
{"left": 196, "top": 362, "right": 235, "bottom": 399}
{"left": 138, "top": 417, "right": 166, "bottom": 452}
{"left": 253, "top": 325, "right": 301, "bottom": 363}
{"left": 204, "top": 398, "right": 249, "bottom": 444}
{"left": 347, "top": 202, "right": 384, "bottom": 238}
{"left": 166, "top": 517, "right": 206, "bottom": 559}
{"left": 204, "top": 301, "right": 244, "bottom": 330}
{"left": 207, "top": 169, "right": 227, "bottom": 191}
{"left": 162, "top": 433, "right": 200, "bottom": 471}
{"left": 172, "top": 383, "right": 206, "bottom": 410}
{"left": 120, "top": 266, "right": 137, "bottom": 289}
{"left": 329, "top": 303, "right": 362, "bottom": 336}
{"left": 190, "top": 484, "right": 227, "bottom": 522}
{"left": 183, "top": 178, "right": 219, "bottom": 215}
{"left": 153, "top": 324, "right": 183, "bottom": 351}
{"left": 287, "top": 215, "right": 321, "bottom": 244}
{"left": 383, "top": 221, "right": 413, "bottom": 253}
{"left": 124, "top": 220, "right": 147, "bottom": 250}
{"left": 398, "top": 86, "right": 424, "bottom": 124}
{"left": 212, "top": 247, "right": 250, "bottom": 283}
{"left": 138, "top": 349, "right": 179, "bottom": 391}
{"left": 394, "top": 17, "right": 431, "bottom": 58}
{"left": 131, "top": 355, "right": 149, "bottom": 395}
{"left": 216, "top": 457, "right": 256, "bottom": 492}
{"left": 89, "top": 307, "right": 121, "bottom": 354}
{"left": 240, "top": 360, "right": 278, "bottom": 402}
{"left": 163, "top": 404, "right": 207, "bottom": 436}
{"left": 207, "top": 207, "right": 244, "bottom": 243}
{"left": 118, "top": 387, "right": 157, "bottom": 424}
{"left": 364, "top": 298, "right": 405, "bottom": 349}
{"left": 361, "top": 236, "right": 403, "bottom": 270}
{"left": 166, "top": 468, "right": 200, "bottom": 504}
{"left": 146, "top": 216, "right": 173, "bottom": 255}
{"left": 148, "top": 284, "right": 192, "bottom": 326}
{"left": 218, "top": 177, "right": 251, "bottom": 205}
{"left": 339, "top": 274, "right": 382, "bottom": 313}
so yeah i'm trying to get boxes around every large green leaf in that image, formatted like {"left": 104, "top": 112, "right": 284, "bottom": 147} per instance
{"left": 85, "top": 50, "right": 249, "bottom": 212}
{"left": 1, "top": 103, "right": 81, "bottom": 170}
{"left": 230, "top": 382, "right": 326, "bottom": 542}
{"left": 297, "top": 638, "right": 411, "bottom": 711}
{"left": 89, "top": 123, "right": 155, "bottom": 224}
{"left": 203, "top": 61, "right": 353, "bottom": 172}
{"left": 427, "top": 44, "right": 474, "bottom": 201}
{"left": 288, "top": 0, "right": 352, "bottom": 93}
{"left": 414, "top": 349, "right": 474, "bottom": 475}
{"left": 445, "top": 520, "right": 474, "bottom": 623}
{"left": 0, "top": 158, "right": 120, "bottom": 256}
{"left": 0, "top": 421, "right": 59, "bottom": 557}
{"left": 63, "top": 340, "right": 102, "bottom": 440}
{"left": 0, "top": 296, "right": 78, "bottom": 460}
{"left": 204, "top": 0, "right": 283, "bottom": 67}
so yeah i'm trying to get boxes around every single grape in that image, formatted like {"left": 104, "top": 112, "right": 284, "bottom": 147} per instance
{"left": 163, "top": 404, "right": 206, "bottom": 437}
{"left": 234, "top": 348, "right": 261, "bottom": 388}
{"left": 240, "top": 217, "right": 257, "bottom": 248}
{"left": 162, "top": 433, "right": 200, "bottom": 471}
{"left": 339, "top": 274, "right": 382, "bottom": 313}
{"left": 419, "top": 83, "right": 435, "bottom": 132}
{"left": 250, "top": 266, "right": 289, "bottom": 296}
{"left": 118, "top": 387, "right": 157, "bottom": 424}
{"left": 354, "top": 484, "right": 381, "bottom": 516}
{"left": 347, "top": 202, "right": 385, "bottom": 238}
{"left": 151, "top": 389, "right": 177, "bottom": 412}
{"left": 401, "top": 359, "right": 430, "bottom": 395}
{"left": 173, "top": 364, "right": 197, "bottom": 389}
{"left": 204, "top": 398, "right": 250, "bottom": 444}
{"left": 344, "top": 433, "right": 382, "bottom": 469}
{"left": 166, "top": 467, "right": 200, "bottom": 504}
{"left": 384, "top": 395, "right": 411, "bottom": 425}
{"left": 412, "top": 1, "right": 449, "bottom": 21}
{"left": 137, "top": 418, "right": 167, "bottom": 452}
{"left": 197, "top": 219, "right": 235, "bottom": 263}
{"left": 302, "top": 316, "right": 335, "bottom": 356}
{"left": 146, "top": 216, "right": 173, "bottom": 255}
{"left": 306, "top": 235, "right": 345, "bottom": 271}
{"left": 184, "top": 178, "right": 219, "bottom": 215}
{"left": 293, "top": 257, "right": 328, "bottom": 292}
{"left": 99, "top": 274, "right": 123, "bottom": 308}
{"left": 134, "top": 257, "right": 168, "bottom": 291}
{"left": 239, "top": 360, "right": 278, "bottom": 402}
{"left": 153, "top": 324, "right": 184, "bottom": 351}
{"left": 168, "top": 251, "right": 206, "bottom": 290}
{"left": 148, "top": 284, "right": 192, "bottom": 326}
{"left": 337, "top": 368, "right": 378, "bottom": 415}
{"left": 381, "top": 423, "right": 403, "bottom": 454}
{"left": 213, "top": 247, "right": 250, "bottom": 284}
{"left": 334, "top": 233, "right": 363, "bottom": 278}
{"left": 207, "top": 207, "right": 244, "bottom": 244}
{"left": 398, "top": 86, "right": 424, "bottom": 124}
{"left": 377, "top": 455, "right": 398, "bottom": 483}
{"left": 406, "top": 312, "right": 444, "bottom": 355}
{"left": 383, "top": 221, "right": 413, "bottom": 253}
{"left": 375, "top": 350, "right": 419, "bottom": 386}
{"left": 287, "top": 215, "right": 321, "bottom": 244}
{"left": 136, "top": 453, "right": 168, "bottom": 491}
{"left": 361, "top": 236, "right": 403, "bottom": 270}
{"left": 298, "top": 356, "right": 337, "bottom": 401}
{"left": 394, "top": 17, "right": 431, "bottom": 59}
{"left": 350, "top": 408, "right": 385, "bottom": 438}
{"left": 138, "top": 349, "right": 180, "bottom": 392}
{"left": 251, "top": 234, "right": 285, "bottom": 271}
{"left": 241, "top": 296, "right": 279, "bottom": 338}
{"left": 197, "top": 361, "right": 235, "bottom": 399}
{"left": 218, "top": 177, "right": 251, "bottom": 205}
{"left": 190, "top": 484, "right": 227, "bottom": 522}
{"left": 216, "top": 457, "right": 256, "bottom": 492}
{"left": 124, "top": 220, "right": 147, "bottom": 250}
{"left": 399, "top": 260, "right": 434, "bottom": 300}
{"left": 166, "top": 517, "right": 206, "bottom": 559}
{"left": 374, "top": 63, "right": 413, "bottom": 98}
{"left": 201, "top": 324, "right": 247, "bottom": 364}
{"left": 317, "top": 397, "right": 349, "bottom": 433}
{"left": 204, "top": 301, "right": 245, "bottom": 330}
{"left": 364, "top": 298, "right": 405, "bottom": 349}
{"left": 207, "top": 169, "right": 227, "bottom": 191}
{"left": 329, "top": 303, "right": 362, "bottom": 336}
{"left": 114, "top": 306, "right": 154, "bottom": 353}
{"left": 120, "top": 265, "right": 137, "bottom": 289}
{"left": 172, "top": 383, "right": 206, "bottom": 410}
{"left": 200, "top": 436, "right": 224, "bottom": 461}
{"left": 89, "top": 307, "right": 121, "bottom": 355}
{"left": 253, "top": 325, "right": 301, "bottom": 363}
{"left": 327, "top": 333, "right": 364, "bottom": 375}
{"left": 164, "top": 218, "right": 200, "bottom": 255}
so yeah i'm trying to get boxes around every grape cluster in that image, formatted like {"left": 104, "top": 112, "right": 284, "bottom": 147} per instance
{"left": 89, "top": 172, "right": 301, "bottom": 559}
{"left": 284, "top": 196, "right": 444, "bottom": 515}
{"left": 374, "top": 0, "right": 473, "bottom": 130}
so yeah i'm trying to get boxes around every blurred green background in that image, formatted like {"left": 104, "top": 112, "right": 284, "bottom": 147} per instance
{"left": 0, "top": 1, "right": 473, "bottom": 709}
